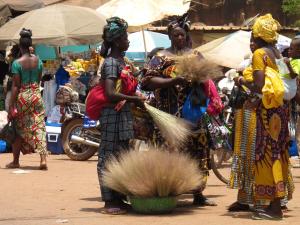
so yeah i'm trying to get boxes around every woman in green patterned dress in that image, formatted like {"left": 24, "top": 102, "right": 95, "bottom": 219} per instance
{"left": 6, "top": 29, "right": 48, "bottom": 170}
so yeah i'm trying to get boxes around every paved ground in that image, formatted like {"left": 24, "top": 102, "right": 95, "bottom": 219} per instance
{"left": 0, "top": 153, "right": 299, "bottom": 225}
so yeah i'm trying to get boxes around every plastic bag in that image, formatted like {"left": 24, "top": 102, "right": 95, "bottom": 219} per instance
{"left": 182, "top": 93, "right": 208, "bottom": 124}
{"left": 0, "top": 111, "right": 8, "bottom": 131}
{"left": 0, "top": 120, "right": 17, "bottom": 144}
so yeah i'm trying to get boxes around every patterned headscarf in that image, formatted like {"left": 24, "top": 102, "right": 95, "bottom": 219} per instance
{"left": 103, "top": 17, "right": 128, "bottom": 42}
{"left": 167, "top": 13, "right": 190, "bottom": 37}
{"left": 167, "top": 13, "right": 192, "bottom": 48}
{"left": 252, "top": 14, "right": 281, "bottom": 43}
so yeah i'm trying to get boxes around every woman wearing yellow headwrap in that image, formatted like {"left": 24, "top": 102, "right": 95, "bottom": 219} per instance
{"left": 234, "top": 14, "right": 294, "bottom": 220}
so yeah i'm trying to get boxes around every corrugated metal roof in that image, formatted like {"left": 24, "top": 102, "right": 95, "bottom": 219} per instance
{"left": 148, "top": 25, "right": 299, "bottom": 32}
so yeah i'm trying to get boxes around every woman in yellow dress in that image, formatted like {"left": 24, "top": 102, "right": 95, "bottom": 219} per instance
{"left": 235, "top": 14, "right": 294, "bottom": 220}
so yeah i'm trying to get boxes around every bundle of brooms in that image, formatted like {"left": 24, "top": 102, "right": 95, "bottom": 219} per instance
{"left": 103, "top": 148, "right": 205, "bottom": 214}
{"left": 176, "top": 56, "right": 223, "bottom": 84}
{"left": 144, "top": 103, "right": 191, "bottom": 149}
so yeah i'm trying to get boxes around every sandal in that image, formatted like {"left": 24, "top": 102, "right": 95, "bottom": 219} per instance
{"left": 252, "top": 210, "right": 283, "bottom": 221}
{"left": 193, "top": 195, "right": 217, "bottom": 206}
{"left": 228, "top": 202, "right": 250, "bottom": 212}
{"left": 6, "top": 162, "right": 20, "bottom": 169}
{"left": 100, "top": 207, "right": 127, "bottom": 215}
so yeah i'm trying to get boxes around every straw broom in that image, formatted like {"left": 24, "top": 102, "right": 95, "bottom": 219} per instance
{"left": 176, "top": 56, "right": 223, "bottom": 84}
{"left": 103, "top": 148, "right": 205, "bottom": 198}
{"left": 144, "top": 103, "right": 192, "bottom": 149}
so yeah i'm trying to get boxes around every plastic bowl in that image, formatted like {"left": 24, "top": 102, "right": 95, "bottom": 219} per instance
{"left": 130, "top": 196, "right": 177, "bottom": 214}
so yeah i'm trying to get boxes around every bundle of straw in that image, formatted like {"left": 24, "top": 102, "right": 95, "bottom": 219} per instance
{"left": 176, "top": 56, "right": 223, "bottom": 84}
{"left": 144, "top": 103, "right": 191, "bottom": 149}
{"left": 103, "top": 148, "right": 204, "bottom": 198}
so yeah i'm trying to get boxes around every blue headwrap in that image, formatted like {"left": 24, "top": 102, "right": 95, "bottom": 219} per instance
{"left": 103, "top": 17, "right": 128, "bottom": 42}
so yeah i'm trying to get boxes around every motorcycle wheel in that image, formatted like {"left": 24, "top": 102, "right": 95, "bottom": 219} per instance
{"left": 211, "top": 149, "right": 232, "bottom": 184}
{"left": 62, "top": 118, "right": 98, "bottom": 161}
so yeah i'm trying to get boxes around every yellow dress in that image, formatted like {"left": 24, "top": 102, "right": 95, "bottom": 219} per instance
{"left": 253, "top": 48, "right": 294, "bottom": 205}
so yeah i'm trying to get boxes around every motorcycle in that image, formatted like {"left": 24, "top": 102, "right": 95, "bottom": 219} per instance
{"left": 61, "top": 103, "right": 100, "bottom": 161}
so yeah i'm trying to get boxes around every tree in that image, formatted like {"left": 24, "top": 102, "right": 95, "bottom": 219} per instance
{"left": 282, "top": 0, "right": 300, "bottom": 15}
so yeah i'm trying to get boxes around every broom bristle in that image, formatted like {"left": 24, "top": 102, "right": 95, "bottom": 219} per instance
{"left": 176, "top": 56, "right": 223, "bottom": 83}
{"left": 103, "top": 148, "right": 205, "bottom": 198}
{"left": 144, "top": 103, "right": 191, "bottom": 149}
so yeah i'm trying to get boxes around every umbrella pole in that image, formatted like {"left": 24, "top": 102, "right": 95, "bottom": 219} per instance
{"left": 141, "top": 27, "right": 147, "bottom": 60}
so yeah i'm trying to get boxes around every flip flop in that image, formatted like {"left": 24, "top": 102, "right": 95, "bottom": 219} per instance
{"left": 100, "top": 207, "right": 127, "bottom": 215}
{"left": 252, "top": 211, "right": 283, "bottom": 221}
{"left": 193, "top": 196, "right": 217, "bottom": 206}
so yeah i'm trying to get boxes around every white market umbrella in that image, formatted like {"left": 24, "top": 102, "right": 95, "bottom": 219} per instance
{"left": 97, "top": 0, "right": 163, "bottom": 27}
{"left": 195, "top": 30, "right": 291, "bottom": 69}
{"left": 0, "top": 0, "right": 44, "bottom": 19}
{"left": 126, "top": 30, "right": 171, "bottom": 61}
{"left": 0, "top": 4, "right": 106, "bottom": 49}
{"left": 97, "top": 0, "right": 191, "bottom": 58}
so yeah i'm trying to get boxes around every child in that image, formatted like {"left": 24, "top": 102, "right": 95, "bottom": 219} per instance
{"left": 286, "top": 37, "right": 300, "bottom": 79}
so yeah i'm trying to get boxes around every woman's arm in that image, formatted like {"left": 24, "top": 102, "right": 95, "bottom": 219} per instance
{"left": 239, "top": 70, "right": 264, "bottom": 94}
{"left": 141, "top": 76, "right": 185, "bottom": 91}
{"left": 238, "top": 49, "right": 266, "bottom": 94}
{"left": 9, "top": 75, "right": 21, "bottom": 110}
{"left": 285, "top": 58, "right": 298, "bottom": 79}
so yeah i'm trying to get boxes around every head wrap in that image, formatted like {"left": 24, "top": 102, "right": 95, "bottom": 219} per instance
{"left": 252, "top": 14, "right": 281, "bottom": 43}
{"left": 103, "top": 17, "right": 128, "bottom": 43}
{"left": 167, "top": 13, "right": 192, "bottom": 48}
{"left": 167, "top": 13, "right": 190, "bottom": 37}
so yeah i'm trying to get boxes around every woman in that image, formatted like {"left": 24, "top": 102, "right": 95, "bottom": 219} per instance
{"left": 235, "top": 14, "right": 294, "bottom": 220}
{"left": 97, "top": 17, "right": 144, "bottom": 215}
{"left": 141, "top": 14, "right": 223, "bottom": 206}
{"left": 6, "top": 29, "right": 48, "bottom": 170}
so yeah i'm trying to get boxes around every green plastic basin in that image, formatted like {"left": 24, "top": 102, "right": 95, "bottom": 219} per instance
{"left": 130, "top": 196, "right": 177, "bottom": 214}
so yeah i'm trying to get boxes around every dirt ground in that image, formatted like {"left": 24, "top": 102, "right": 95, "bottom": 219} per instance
{"left": 0, "top": 153, "right": 299, "bottom": 225}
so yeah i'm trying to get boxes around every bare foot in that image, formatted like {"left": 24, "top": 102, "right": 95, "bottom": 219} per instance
{"left": 39, "top": 163, "right": 48, "bottom": 170}
{"left": 228, "top": 201, "right": 250, "bottom": 212}
{"left": 6, "top": 162, "right": 20, "bottom": 169}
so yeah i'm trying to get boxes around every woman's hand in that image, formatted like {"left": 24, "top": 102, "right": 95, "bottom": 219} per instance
{"left": 284, "top": 57, "right": 290, "bottom": 65}
{"left": 132, "top": 95, "right": 146, "bottom": 109}
{"left": 8, "top": 104, "right": 17, "bottom": 121}
{"left": 233, "top": 76, "right": 244, "bottom": 86}
{"left": 174, "top": 76, "right": 188, "bottom": 86}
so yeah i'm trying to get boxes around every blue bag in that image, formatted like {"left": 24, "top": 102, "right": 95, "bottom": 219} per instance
{"left": 182, "top": 93, "right": 209, "bottom": 124}
{"left": 289, "top": 138, "right": 299, "bottom": 157}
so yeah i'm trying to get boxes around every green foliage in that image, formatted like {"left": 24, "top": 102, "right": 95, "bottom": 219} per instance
{"left": 282, "top": 0, "right": 300, "bottom": 15}
{"left": 293, "top": 20, "right": 300, "bottom": 27}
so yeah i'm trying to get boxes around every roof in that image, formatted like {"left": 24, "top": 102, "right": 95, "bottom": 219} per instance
{"left": 148, "top": 25, "right": 300, "bottom": 32}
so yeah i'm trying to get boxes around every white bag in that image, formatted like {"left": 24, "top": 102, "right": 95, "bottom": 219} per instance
{"left": 43, "top": 79, "right": 57, "bottom": 117}
{"left": 47, "top": 105, "right": 63, "bottom": 123}
{"left": 276, "top": 58, "right": 297, "bottom": 100}
{"left": 0, "top": 111, "right": 8, "bottom": 131}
